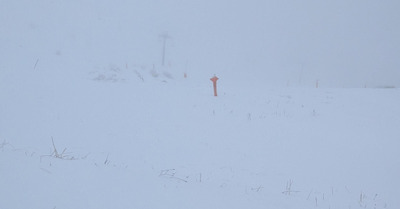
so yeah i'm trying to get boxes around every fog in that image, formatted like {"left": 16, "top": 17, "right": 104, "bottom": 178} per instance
{"left": 151, "top": 0, "right": 400, "bottom": 88}
{"left": 1, "top": 0, "right": 399, "bottom": 87}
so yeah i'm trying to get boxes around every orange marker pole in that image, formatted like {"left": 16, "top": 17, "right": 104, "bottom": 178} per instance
{"left": 210, "top": 75, "right": 219, "bottom": 96}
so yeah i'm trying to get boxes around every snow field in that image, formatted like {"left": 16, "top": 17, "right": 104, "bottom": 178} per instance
{"left": 1, "top": 66, "right": 399, "bottom": 208}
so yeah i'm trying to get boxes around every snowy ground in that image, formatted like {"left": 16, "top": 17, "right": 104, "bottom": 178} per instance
{"left": 1, "top": 65, "right": 399, "bottom": 209}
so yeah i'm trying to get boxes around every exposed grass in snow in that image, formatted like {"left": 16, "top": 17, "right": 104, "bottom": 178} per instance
{"left": 1, "top": 69, "right": 398, "bottom": 208}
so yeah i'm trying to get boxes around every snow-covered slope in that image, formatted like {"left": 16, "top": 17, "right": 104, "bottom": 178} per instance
{"left": 1, "top": 1, "right": 400, "bottom": 209}
{"left": 1, "top": 64, "right": 399, "bottom": 209}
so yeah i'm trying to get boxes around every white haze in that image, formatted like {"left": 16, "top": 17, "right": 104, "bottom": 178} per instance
{"left": 1, "top": 0, "right": 399, "bottom": 88}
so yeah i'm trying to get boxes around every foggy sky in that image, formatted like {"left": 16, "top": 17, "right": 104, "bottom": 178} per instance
{"left": 1, "top": 0, "right": 399, "bottom": 87}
